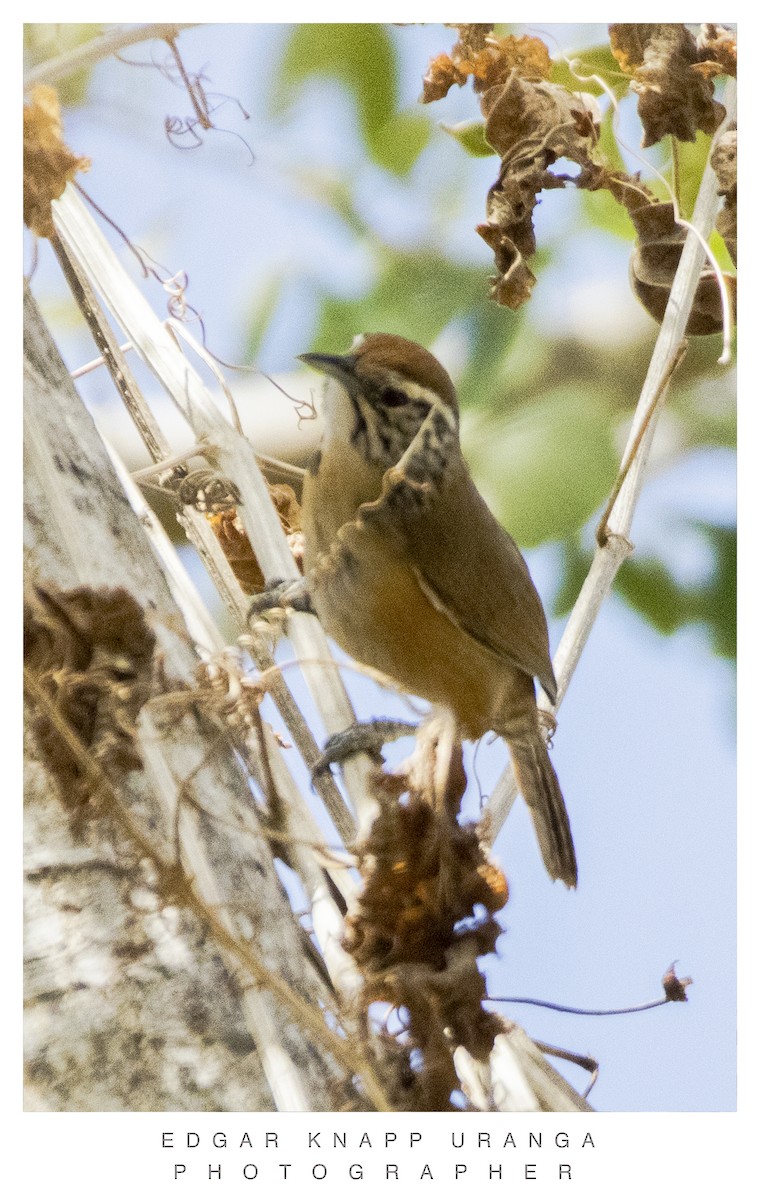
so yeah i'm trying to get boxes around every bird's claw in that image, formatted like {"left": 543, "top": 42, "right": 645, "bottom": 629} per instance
{"left": 248, "top": 577, "right": 314, "bottom": 620}
{"left": 311, "top": 718, "right": 418, "bottom": 780}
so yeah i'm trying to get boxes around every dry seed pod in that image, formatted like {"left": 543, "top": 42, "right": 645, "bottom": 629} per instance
{"left": 629, "top": 200, "right": 735, "bottom": 335}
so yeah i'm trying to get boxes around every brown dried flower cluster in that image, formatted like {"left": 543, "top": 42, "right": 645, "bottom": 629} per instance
{"left": 422, "top": 27, "right": 600, "bottom": 309}
{"left": 345, "top": 731, "right": 508, "bottom": 1109}
{"left": 24, "top": 585, "right": 155, "bottom": 807}
{"left": 23, "top": 85, "right": 90, "bottom": 239}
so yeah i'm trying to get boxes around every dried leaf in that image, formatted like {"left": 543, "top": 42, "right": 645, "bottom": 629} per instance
{"left": 421, "top": 28, "right": 550, "bottom": 104}
{"left": 629, "top": 199, "right": 735, "bottom": 334}
{"left": 206, "top": 509, "right": 264, "bottom": 594}
{"left": 421, "top": 52, "right": 466, "bottom": 104}
{"left": 711, "top": 125, "right": 737, "bottom": 264}
{"left": 486, "top": 34, "right": 552, "bottom": 81}
{"left": 575, "top": 160, "right": 657, "bottom": 215}
{"left": 269, "top": 481, "right": 303, "bottom": 536}
{"left": 697, "top": 23, "right": 737, "bottom": 78}
{"left": 445, "top": 23, "right": 496, "bottom": 56}
{"left": 478, "top": 75, "right": 601, "bottom": 308}
{"left": 609, "top": 23, "right": 725, "bottom": 146}
{"left": 23, "top": 85, "right": 90, "bottom": 238}
{"left": 476, "top": 222, "right": 537, "bottom": 309}
{"left": 662, "top": 961, "right": 693, "bottom": 1002}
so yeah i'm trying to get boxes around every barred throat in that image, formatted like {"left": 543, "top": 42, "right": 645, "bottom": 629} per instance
{"left": 351, "top": 391, "right": 432, "bottom": 466}
{"left": 352, "top": 392, "right": 460, "bottom": 482}
{"left": 396, "top": 398, "right": 459, "bottom": 483}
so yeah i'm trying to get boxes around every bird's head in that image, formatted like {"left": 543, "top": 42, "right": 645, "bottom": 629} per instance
{"left": 299, "top": 333, "right": 458, "bottom": 468}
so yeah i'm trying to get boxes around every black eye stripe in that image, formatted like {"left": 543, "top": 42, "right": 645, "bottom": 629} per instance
{"left": 377, "top": 387, "right": 408, "bottom": 408}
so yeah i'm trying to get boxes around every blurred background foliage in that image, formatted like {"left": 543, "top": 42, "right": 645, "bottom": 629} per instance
{"left": 267, "top": 21, "right": 735, "bottom": 662}
{"left": 24, "top": 21, "right": 735, "bottom": 662}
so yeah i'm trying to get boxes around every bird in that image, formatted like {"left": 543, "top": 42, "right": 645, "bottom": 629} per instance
{"left": 298, "top": 332, "right": 577, "bottom": 887}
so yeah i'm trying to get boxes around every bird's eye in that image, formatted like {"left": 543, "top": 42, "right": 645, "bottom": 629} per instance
{"left": 378, "top": 387, "right": 408, "bottom": 408}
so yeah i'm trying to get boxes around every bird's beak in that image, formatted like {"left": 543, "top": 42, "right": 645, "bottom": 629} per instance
{"left": 298, "top": 352, "right": 357, "bottom": 385}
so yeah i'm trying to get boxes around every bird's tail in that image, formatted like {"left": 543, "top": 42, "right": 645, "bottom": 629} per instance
{"left": 505, "top": 732, "right": 578, "bottom": 888}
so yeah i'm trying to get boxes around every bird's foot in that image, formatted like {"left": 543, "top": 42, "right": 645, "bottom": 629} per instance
{"left": 311, "top": 718, "right": 418, "bottom": 780}
{"left": 538, "top": 708, "right": 558, "bottom": 745}
{"left": 248, "top": 577, "right": 315, "bottom": 620}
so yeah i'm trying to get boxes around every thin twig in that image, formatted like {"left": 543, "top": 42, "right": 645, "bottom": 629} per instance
{"left": 51, "top": 233, "right": 171, "bottom": 464}
{"left": 166, "top": 319, "right": 245, "bottom": 436}
{"left": 533, "top": 1040, "right": 599, "bottom": 1099}
{"left": 493, "top": 994, "right": 674, "bottom": 1016}
{"left": 595, "top": 341, "right": 688, "bottom": 546}
{"left": 163, "top": 33, "right": 213, "bottom": 129}
{"left": 131, "top": 444, "right": 209, "bottom": 482}
{"left": 71, "top": 343, "right": 134, "bottom": 379}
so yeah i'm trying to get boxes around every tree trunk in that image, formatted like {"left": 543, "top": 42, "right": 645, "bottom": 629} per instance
{"left": 23, "top": 285, "right": 349, "bottom": 1112}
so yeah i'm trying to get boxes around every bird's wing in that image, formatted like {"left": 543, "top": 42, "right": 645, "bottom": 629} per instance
{"left": 360, "top": 456, "right": 558, "bottom": 701}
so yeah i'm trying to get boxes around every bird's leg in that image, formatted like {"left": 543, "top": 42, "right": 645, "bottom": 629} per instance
{"left": 247, "top": 577, "right": 315, "bottom": 619}
{"left": 311, "top": 718, "right": 418, "bottom": 780}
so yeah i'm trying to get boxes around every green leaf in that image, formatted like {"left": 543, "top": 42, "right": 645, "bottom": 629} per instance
{"left": 691, "top": 522, "right": 736, "bottom": 658}
{"left": 24, "top": 23, "right": 103, "bottom": 106}
{"left": 275, "top": 24, "right": 400, "bottom": 167}
{"left": 368, "top": 111, "right": 431, "bottom": 176}
{"left": 458, "top": 301, "right": 529, "bottom": 412}
{"left": 581, "top": 186, "right": 639, "bottom": 242}
{"left": 313, "top": 248, "right": 489, "bottom": 353}
{"left": 614, "top": 557, "right": 690, "bottom": 635}
{"left": 674, "top": 130, "right": 713, "bottom": 219}
{"left": 594, "top": 105, "right": 627, "bottom": 171}
{"left": 439, "top": 119, "right": 494, "bottom": 157}
{"left": 464, "top": 385, "right": 620, "bottom": 546}
{"left": 549, "top": 43, "right": 630, "bottom": 100}
{"left": 708, "top": 230, "right": 735, "bottom": 274}
{"left": 580, "top": 109, "right": 641, "bottom": 241}
{"left": 613, "top": 525, "right": 735, "bottom": 658}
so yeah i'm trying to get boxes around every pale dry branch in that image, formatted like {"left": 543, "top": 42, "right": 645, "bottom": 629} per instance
{"left": 109, "top": 440, "right": 360, "bottom": 939}
{"left": 52, "top": 190, "right": 359, "bottom": 848}
{"left": 52, "top": 186, "right": 380, "bottom": 836}
{"left": 24, "top": 23, "right": 201, "bottom": 90}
